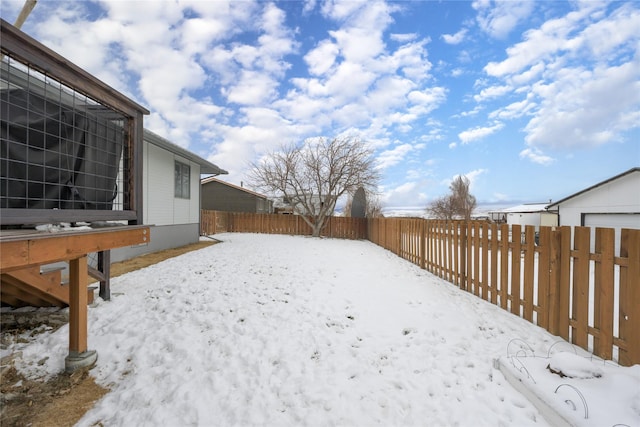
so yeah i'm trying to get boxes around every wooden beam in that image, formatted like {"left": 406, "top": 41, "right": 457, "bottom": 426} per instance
{"left": 0, "top": 226, "right": 149, "bottom": 272}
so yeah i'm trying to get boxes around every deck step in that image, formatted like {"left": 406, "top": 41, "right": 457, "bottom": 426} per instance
{"left": 0, "top": 266, "right": 98, "bottom": 308}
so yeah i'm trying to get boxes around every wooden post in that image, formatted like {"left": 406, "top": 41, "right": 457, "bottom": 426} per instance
{"left": 66, "top": 255, "right": 97, "bottom": 372}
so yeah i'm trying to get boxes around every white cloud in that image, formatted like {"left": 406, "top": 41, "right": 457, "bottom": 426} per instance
{"left": 390, "top": 33, "right": 418, "bottom": 43}
{"left": 480, "top": 1, "right": 640, "bottom": 156}
{"left": 442, "top": 28, "right": 468, "bottom": 45}
{"left": 489, "top": 97, "right": 536, "bottom": 120}
{"left": 440, "top": 169, "right": 487, "bottom": 192}
{"left": 483, "top": 2, "right": 602, "bottom": 77}
{"left": 473, "top": 84, "right": 512, "bottom": 102}
{"left": 473, "top": 0, "right": 535, "bottom": 39}
{"left": 305, "top": 40, "right": 340, "bottom": 75}
{"left": 464, "top": 169, "right": 488, "bottom": 188}
{"left": 223, "top": 70, "right": 279, "bottom": 105}
{"left": 377, "top": 143, "right": 414, "bottom": 169}
{"left": 381, "top": 181, "right": 429, "bottom": 210}
{"left": 519, "top": 148, "right": 555, "bottom": 165}
{"left": 302, "top": 0, "right": 317, "bottom": 14}
{"left": 458, "top": 123, "right": 504, "bottom": 144}
{"left": 525, "top": 61, "right": 640, "bottom": 149}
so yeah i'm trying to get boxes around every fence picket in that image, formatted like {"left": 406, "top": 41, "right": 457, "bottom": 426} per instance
{"left": 619, "top": 229, "right": 640, "bottom": 366}
{"left": 490, "top": 223, "right": 498, "bottom": 305}
{"left": 523, "top": 225, "right": 535, "bottom": 322}
{"left": 593, "top": 227, "right": 614, "bottom": 360}
{"left": 511, "top": 224, "right": 522, "bottom": 316}
{"left": 536, "top": 227, "right": 551, "bottom": 330}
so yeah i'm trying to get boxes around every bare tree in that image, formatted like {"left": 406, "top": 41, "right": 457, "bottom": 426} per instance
{"left": 427, "top": 175, "right": 477, "bottom": 220}
{"left": 249, "top": 136, "right": 380, "bottom": 236}
{"left": 426, "top": 194, "right": 457, "bottom": 220}
{"left": 450, "top": 175, "right": 476, "bottom": 220}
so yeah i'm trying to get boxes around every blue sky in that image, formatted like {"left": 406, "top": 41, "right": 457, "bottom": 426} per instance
{"left": 2, "top": 0, "right": 639, "bottom": 213}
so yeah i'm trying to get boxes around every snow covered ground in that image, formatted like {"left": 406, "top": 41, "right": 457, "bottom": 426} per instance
{"left": 5, "top": 233, "right": 640, "bottom": 426}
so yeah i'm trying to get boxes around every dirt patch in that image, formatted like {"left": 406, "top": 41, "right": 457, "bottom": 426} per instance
{"left": 106, "top": 240, "right": 217, "bottom": 279}
{"left": 0, "top": 239, "right": 218, "bottom": 427}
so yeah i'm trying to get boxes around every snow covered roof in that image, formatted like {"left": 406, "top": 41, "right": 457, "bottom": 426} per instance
{"left": 497, "top": 203, "right": 550, "bottom": 213}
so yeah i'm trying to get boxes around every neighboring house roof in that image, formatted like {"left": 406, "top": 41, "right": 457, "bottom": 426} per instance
{"left": 489, "top": 203, "right": 550, "bottom": 214}
{"left": 201, "top": 176, "right": 270, "bottom": 199}
{"left": 547, "top": 167, "right": 639, "bottom": 208}
{"left": 501, "top": 203, "right": 550, "bottom": 213}
{"left": 144, "top": 129, "right": 228, "bottom": 175}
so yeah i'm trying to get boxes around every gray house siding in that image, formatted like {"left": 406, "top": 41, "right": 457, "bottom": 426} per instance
{"left": 201, "top": 179, "right": 273, "bottom": 214}
{"left": 110, "top": 223, "right": 200, "bottom": 263}
{"left": 110, "top": 130, "right": 227, "bottom": 262}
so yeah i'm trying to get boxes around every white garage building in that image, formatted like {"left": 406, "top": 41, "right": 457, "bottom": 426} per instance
{"left": 547, "top": 168, "right": 640, "bottom": 251}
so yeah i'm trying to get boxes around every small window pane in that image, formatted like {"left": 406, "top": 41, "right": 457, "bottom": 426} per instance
{"left": 174, "top": 161, "right": 190, "bottom": 199}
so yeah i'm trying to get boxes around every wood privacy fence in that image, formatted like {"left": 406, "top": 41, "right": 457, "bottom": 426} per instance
{"left": 201, "top": 210, "right": 639, "bottom": 366}
{"left": 368, "top": 218, "right": 640, "bottom": 367}
{"left": 201, "top": 210, "right": 367, "bottom": 240}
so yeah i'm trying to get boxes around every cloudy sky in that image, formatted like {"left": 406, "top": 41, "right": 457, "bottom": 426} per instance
{"left": 2, "top": 0, "right": 639, "bottom": 212}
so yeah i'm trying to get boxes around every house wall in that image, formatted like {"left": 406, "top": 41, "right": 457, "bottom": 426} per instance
{"left": 202, "top": 181, "right": 269, "bottom": 213}
{"left": 556, "top": 172, "right": 640, "bottom": 228}
{"left": 556, "top": 171, "right": 640, "bottom": 252}
{"left": 506, "top": 212, "right": 542, "bottom": 229}
{"left": 112, "top": 140, "right": 203, "bottom": 262}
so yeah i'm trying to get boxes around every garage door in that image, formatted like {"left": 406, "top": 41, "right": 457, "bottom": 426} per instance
{"left": 584, "top": 213, "right": 640, "bottom": 253}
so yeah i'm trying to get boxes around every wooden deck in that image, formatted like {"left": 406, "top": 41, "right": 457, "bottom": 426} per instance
{"left": 1, "top": 225, "right": 149, "bottom": 371}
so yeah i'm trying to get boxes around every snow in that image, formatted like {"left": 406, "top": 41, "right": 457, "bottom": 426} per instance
{"left": 6, "top": 233, "right": 640, "bottom": 426}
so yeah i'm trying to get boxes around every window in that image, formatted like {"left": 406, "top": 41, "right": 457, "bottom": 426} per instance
{"left": 174, "top": 161, "right": 190, "bottom": 199}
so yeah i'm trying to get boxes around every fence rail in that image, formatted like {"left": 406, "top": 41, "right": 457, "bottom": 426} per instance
{"left": 201, "top": 210, "right": 640, "bottom": 366}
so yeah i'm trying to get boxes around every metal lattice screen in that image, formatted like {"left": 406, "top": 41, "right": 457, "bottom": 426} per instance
{"left": 1, "top": 57, "right": 128, "bottom": 218}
